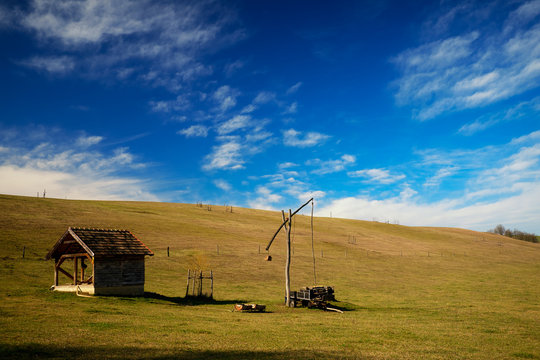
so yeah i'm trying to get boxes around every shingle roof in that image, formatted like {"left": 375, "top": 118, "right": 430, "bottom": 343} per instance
{"left": 46, "top": 227, "right": 154, "bottom": 259}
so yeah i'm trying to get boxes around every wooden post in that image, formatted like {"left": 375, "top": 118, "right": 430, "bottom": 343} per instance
{"left": 73, "top": 258, "right": 78, "bottom": 285}
{"left": 210, "top": 270, "right": 214, "bottom": 299}
{"left": 167, "top": 246, "right": 169, "bottom": 257}
{"left": 285, "top": 209, "right": 292, "bottom": 307}
{"left": 192, "top": 270, "right": 196, "bottom": 296}
{"left": 80, "top": 258, "right": 85, "bottom": 282}
{"left": 185, "top": 270, "right": 190, "bottom": 297}
{"left": 22, "top": 246, "right": 25, "bottom": 259}
{"left": 54, "top": 260, "right": 58, "bottom": 286}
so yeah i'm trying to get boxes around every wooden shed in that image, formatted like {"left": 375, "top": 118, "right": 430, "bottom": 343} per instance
{"left": 46, "top": 227, "right": 154, "bottom": 296}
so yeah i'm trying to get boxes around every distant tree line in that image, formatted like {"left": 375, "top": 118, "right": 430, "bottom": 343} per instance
{"left": 488, "top": 224, "right": 539, "bottom": 243}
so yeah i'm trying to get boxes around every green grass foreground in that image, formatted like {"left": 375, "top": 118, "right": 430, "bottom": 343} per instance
{"left": 0, "top": 194, "right": 539, "bottom": 359}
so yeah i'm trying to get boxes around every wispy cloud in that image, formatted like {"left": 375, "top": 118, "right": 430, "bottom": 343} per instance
{"left": 19, "top": 55, "right": 75, "bottom": 74}
{"left": 213, "top": 179, "right": 232, "bottom": 192}
{"left": 282, "top": 102, "right": 298, "bottom": 115}
{"left": 13, "top": 0, "right": 244, "bottom": 89}
{"left": 392, "top": 2, "right": 540, "bottom": 120}
{"left": 76, "top": 135, "right": 103, "bottom": 147}
{"left": 321, "top": 129, "right": 540, "bottom": 232}
{"left": 286, "top": 81, "right": 302, "bottom": 95}
{"left": 309, "top": 154, "right": 356, "bottom": 175}
{"left": 178, "top": 125, "right": 209, "bottom": 138}
{"left": 348, "top": 168, "right": 406, "bottom": 184}
{"left": 458, "top": 96, "right": 540, "bottom": 135}
{"left": 282, "top": 128, "right": 330, "bottom": 147}
{"left": 423, "top": 167, "right": 458, "bottom": 187}
{"left": 149, "top": 96, "right": 190, "bottom": 113}
{"left": 217, "top": 115, "right": 251, "bottom": 135}
{"left": 253, "top": 91, "right": 276, "bottom": 105}
{"left": 203, "top": 140, "right": 245, "bottom": 171}
{"left": 0, "top": 129, "right": 157, "bottom": 201}
{"left": 213, "top": 85, "right": 240, "bottom": 113}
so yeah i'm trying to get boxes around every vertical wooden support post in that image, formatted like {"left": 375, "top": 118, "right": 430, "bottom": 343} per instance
{"left": 167, "top": 247, "right": 169, "bottom": 257}
{"left": 210, "top": 270, "right": 214, "bottom": 299}
{"left": 54, "top": 260, "right": 58, "bottom": 286}
{"left": 80, "top": 259, "right": 85, "bottom": 282}
{"left": 22, "top": 246, "right": 25, "bottom": 259}
{"left": 285, "top": 209, "right": 292, "bottom": 307}
{"left": 185, "top": 270, "right": 190, "bottom": 297}
{"left": 192, "top": 270, "right": 196, "bottom": 296}
{"left": 73, "top": 258, "right": 78, "bottom": 285}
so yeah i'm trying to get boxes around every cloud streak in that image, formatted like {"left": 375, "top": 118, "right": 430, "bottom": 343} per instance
{"left": 393, "top": 2, "right": 540, "bottom": 120}
{"left": 320, "top": 130, "right": 540, "bottom": 233}
{"left": 0, "top": 130, "right": 158, "bottom": 201}
{"left": 14, "top": 0, "right": 244, "bottom": 89}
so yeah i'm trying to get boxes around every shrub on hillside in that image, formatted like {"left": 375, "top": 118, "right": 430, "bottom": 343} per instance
{"left": 488, "top": 224, "right": 538, "bottom": 243}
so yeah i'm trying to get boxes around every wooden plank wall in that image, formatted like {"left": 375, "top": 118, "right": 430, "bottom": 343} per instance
{"left": 94, "top": 257, "right": 145, "bottom": 287}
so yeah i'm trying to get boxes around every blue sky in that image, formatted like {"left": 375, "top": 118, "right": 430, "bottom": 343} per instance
{"left": 1, "top": 0, "right": 539, "bottom": 233}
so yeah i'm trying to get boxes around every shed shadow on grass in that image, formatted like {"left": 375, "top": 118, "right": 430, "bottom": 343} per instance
{"left": 143, "top": 291, "right": 246, "bottom": 306}
{"left": 0, "top": 344, "right": 373, "bottom": 360}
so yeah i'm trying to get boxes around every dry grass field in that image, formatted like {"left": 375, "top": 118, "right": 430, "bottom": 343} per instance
{"left": 0, "top": 194, "right": 539, "bottom": 359}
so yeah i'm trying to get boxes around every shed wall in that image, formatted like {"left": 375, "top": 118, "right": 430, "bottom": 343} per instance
{"left": 94, "top": 257, "right": 145, "bottom": 287}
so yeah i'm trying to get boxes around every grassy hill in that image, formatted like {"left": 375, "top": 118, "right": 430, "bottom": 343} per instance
{"left": 0, "top": 194, "right": 538, "bottom": 359}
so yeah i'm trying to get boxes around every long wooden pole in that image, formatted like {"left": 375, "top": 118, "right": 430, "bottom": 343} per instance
{"left": 285, "top": 209, "right": 292, "bottom": 307}
{"left": 266, "top": 198, "right": 313, "bottom": 251}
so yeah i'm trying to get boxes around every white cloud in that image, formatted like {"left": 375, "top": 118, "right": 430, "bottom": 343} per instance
{"left": 320, "top": 130, "right": 540, "bottom": 233}
{"left": 459, "top": 96, "right": 540, "bottom": 135}
{"left": 253, "top": 91, "right": 276, "bottom": 104}
{"left": 202, "top": 141, "right": 245, "bottom": 171}
{"left": 317, "top": 182, "right": 540, "bottom": 233}
{"left": 423, "top": 167, "right": 458, "bottom": 187}
{"left": 511, "top": 130, "right": 540, "bottom": 144}
{"left": 241, "top": 104, "right": 257, "bottom": 114}
{"left": 75, "top": 135, "right": 103, "bottom": 147}
{"left": 213, "top": 179, "right": 232, "bottom": 192}
{"left": 224, "top": 60, "right": 245, "bottom": 77}
{"left": 0, "top": 135, "right": 157, "bottom": 201}
{"left": 310, "top": 154, "right": 356, "bottom": 174}
{"left": 286, "top": 81, "right": 302, "bottom": 95}
{"left": 283, "top": 128, "right": 330, "bottom": 147}
{"left": 19, "top": 56, "right": 75, "bottom": 74}
{"left": 348, "top": 168, "right": 406, "bottom": 184}
{"left": 217, "top": 115, "right": 251, "bottom": 135}
{"left": 213, "top": 85, "right": 240, "bottom": 112}
{"left": 393, "top": 5, "right": 540, "bottom": 120}
{"left": 279, "top": 162, "right": 298, "bottom": 169}
{"left": 149, "top": 96, "right": 190, "bottom": 113}
{"left": 283, "top": 102, "right": 298, "bottom": 114}
{"left": 14, "top": 0, "right": 243, "bottom": 89}
{"left": 178, "top": 125, "right": 208, "bottom": 138}
{"left": 247, "top": 186, "right": 283, "bottom": 210}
